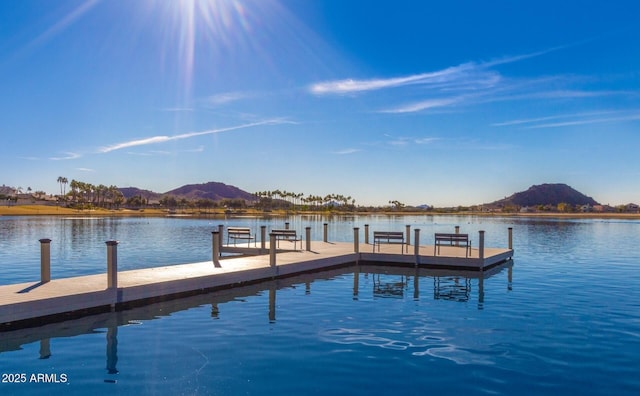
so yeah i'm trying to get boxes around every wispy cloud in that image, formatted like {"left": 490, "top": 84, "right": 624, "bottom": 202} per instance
{"left": 481, "top": 44, "right": 569, "bottom": 68}
{"left": 76, "top": 167, "right": 94, "bottom": 172}
{"left": 515, "top": 90, "right": 632, "bottom": 100}
{"left": 415, "top": 137, "right": 441, "bottom": 144}
{"left": 492, "top": 109, "right": 640, "bottom": 129}
{"left": 50, "top": 152, "right": 81, "bottom": 161}
{"left": 204, "top": 91, "right": 253, "bottom": 106}
{"left": 126, "top": 146, "right": 205, "bottom": 157}
{"left": 308, "top": 47, "right": 561, "bottom": 96}
{"left": 185, "top": 146, "right": 205, "bottom": 153}
{"left": 382, "top": 135, "right": 441, "bottom": 147}
{"left": 309, "top": 63, "right": 496, "bottom": 95}
{"left": 307, "top": 45, "right": 637, "bottom": 115}
{"left": 332, "top": 148, "right": 361, "bottom": 155}
{"left": 492, "top": 111, "right": 621, "bottom": 127}
{"left": 382, "top": 97, "right": 463, "bottom": 114}
{"left": 526, "top": 113, "right": 640, "bottom": 129}
{"left": 99, "top": 119, "right": 288, "bottom": 153}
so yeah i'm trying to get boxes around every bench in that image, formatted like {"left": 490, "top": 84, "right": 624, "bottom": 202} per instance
{"left": 226, "top": 227, "right": 255, "bottom": 246}
{"left": 270, "top": 229, "right": 302, "bottom": 250}
{"left": 434, "top": 233, "right": 471, "bottom": 257}
{"left": 373, "top": 231, "right": 406, "bottom": 254}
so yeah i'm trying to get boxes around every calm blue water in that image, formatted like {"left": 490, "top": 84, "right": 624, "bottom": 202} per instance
{"left": 1, "top": 215, "right": 639, "bottom": 395}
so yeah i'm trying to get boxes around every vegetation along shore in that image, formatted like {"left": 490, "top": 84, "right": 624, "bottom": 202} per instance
{"left": 1, "top": 178, "right": 638, "bottom": 218}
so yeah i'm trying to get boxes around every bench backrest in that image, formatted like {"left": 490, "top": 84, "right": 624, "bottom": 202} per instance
{"left": 228, "top": 227, "right": 251, "bottom": 235}
{"left": 373, "top": 231, "right": 404, "bottom": 239}
{"left": 271, "top": 229, "right": 297, "bottom": 237}
{"left": 435, "top": 233, "right": 469, "bottom": 241}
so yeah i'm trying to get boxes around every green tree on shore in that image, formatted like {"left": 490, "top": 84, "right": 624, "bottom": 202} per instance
{"left": 57, "top": 176, "right": 68, "bottom": 202}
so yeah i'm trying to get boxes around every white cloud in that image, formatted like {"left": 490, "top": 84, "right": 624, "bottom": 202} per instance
{"left": 99, "top": 119, "right": 288, "bottom": 153}
{"left": 308, "top": 47, "right": 561, "bottom": 97}
{"left": 332, "top": 148, "right": 361, "bottom": 155}
{"left": 307, "top": 46, "right": 632, "bottom": 115}
{"left": 492, "top": 111, "right": 621, "bottom": 127}
{"left": 205, "top": 91, "right": 252, "bottom": 106}
{"left": 185, "top": 146, "right": 205, "bottom": 153}
{"left": 526, "top": 113, "right": 640, "bottom": 129}
{"left": 415, "top": 137, "right": 440, "bottom": 144}
{"left": 309, "top": 63, "right": 489, "bottom": 95}
{"left": 382, "top": 97, "right": 463, "bottom": 114}
{"left": 49, "top": 152, "right": 82, "bottom": 161}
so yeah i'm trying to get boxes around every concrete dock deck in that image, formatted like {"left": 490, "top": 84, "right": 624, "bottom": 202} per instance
{"left": 0, "top": 240, "right": 513, "bottom": 331}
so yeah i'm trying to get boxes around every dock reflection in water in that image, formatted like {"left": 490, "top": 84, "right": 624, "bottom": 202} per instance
{"left": 0, "top": 261, "right": 513, "bottom": 383}
{"left": 354, "top": 260, "right": 513, "bottom": 309}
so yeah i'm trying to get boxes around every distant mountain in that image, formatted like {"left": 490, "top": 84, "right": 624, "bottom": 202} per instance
{"left": 166, "top": 182, "right": 256, "bottom": 201}
{"left": 119, "top": 182, "right": 256, "bottom": 202}
{"left": 489, "top": 183, "right": 599, "bottom": 207}
{"left": 119, "top": 187, "right": 162, "bottom": 201}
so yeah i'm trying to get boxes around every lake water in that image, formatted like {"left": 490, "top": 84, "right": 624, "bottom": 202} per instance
{"left": 1, "top": 215, "right": 639, "bottom": 395}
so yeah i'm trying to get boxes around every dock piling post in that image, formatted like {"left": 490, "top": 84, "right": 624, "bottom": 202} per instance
{"left": 323, "top": 223, "right": 328, "bottom": 242}
{"left": 269, "top": 233, "right": 276, "bottom": 268}
{"left": 353, "top": 265, "right": 359, "bottom": 299}
{"left": 353, "top": 227, "right": 360, "bottom": 253}
{"left": 406, "top": 225, "right": 411, "bottom": 247}
{"left": 39, "top": 338, "right": 51, "bottom": 359}
{"left": 212, "top": 231, "right": 221, "bottom": 267}
{"left": 269, "top": 285, "right": 276, "bottom": 322}
{"left": 261, "top": 226, "right": 266, "bottom": 250}
{"left": 218, "top": 224, "right": 224, "bottom": 247}
{"left": 478, "top": 231, "right": 485, "bottom": 260}
{"left": 364, "top": 224, "right": 369, "bottom": 244}
{"left": 455, "top": 226, "right": 460, "bottom": 246}
{"left": 508, "top": 227, "right": 513, "bottom": 250}
{"left": 106, "top": 241, "right": 118, "bottom": 289}
{"left": 414, "top": 229, "right": 420, "bottom": 257}
{"left": 39, "top": 238, "right": 52, "bottom": 283}
{"left": 285, "top": 222, "right": 290, "bottom": 230}
{"left": 305, "top": 227, "right": 311, "bottom": 251}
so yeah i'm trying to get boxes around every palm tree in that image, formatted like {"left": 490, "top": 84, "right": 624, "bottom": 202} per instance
{"left": 69, "top": 180, "right": 79, "bottom": 203}
{"left": 96, "top": 184, "right": 107, "bottom": 207}
{"left": 57, "top": 176, "right": 64, "bottom": 198}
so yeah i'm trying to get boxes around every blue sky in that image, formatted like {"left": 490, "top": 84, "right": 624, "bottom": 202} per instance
{"left": 1, "top": 0, "right": 639, "bottom": 206}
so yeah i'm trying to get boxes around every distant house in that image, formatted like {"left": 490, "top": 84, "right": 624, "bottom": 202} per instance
{"left": 580, "top": 204, "right": 592, "bottom": 213}
{"left": 593, "top": 205, "right": 615, "bottom": 213}
{"left": 625, "top": 203, "right": 639, "bottom": 213}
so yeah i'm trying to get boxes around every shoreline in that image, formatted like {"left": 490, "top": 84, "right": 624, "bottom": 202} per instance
{"left": 1, "top": 204, "right": 639, "bottom": 220}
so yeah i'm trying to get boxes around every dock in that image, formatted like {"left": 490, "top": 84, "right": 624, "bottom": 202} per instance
{"left": 0, "top": 231, "right": 514, "bottom": 332}
{"left": 0, "top": 261, "right": 513, "bottom": 356}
